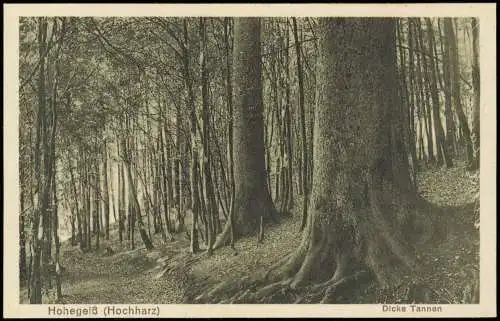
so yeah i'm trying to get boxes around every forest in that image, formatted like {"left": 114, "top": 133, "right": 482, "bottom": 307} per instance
{"left": 19, "top": 16, "right": 480, "bottom": 304}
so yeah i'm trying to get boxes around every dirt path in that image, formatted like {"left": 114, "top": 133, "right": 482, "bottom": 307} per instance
{"left": 20, "top": 233, "right": 191, "bottom": 304}
{"left": 20, "top": 162, "right": 479, "bottom": 304}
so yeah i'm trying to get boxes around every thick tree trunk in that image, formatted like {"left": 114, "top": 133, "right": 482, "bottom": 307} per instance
{"left": 214, "top": 18, "right": 277, "bottom": 248}
{"left": 266, "top": 19, "right": 427, "bottom": 298}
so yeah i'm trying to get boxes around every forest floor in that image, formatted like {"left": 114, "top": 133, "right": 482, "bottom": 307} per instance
{"left": 20, "top": 161, "right": 480, "bottom": 304}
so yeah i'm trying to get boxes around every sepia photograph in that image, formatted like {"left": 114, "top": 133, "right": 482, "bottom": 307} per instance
{"left": 4, "top": 3, "right": 497, "bottom": 318}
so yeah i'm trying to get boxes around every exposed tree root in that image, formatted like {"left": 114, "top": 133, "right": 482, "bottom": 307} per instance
{"left": 264, "top": 244, "right": 306, "bottom": 283}
{"left": 319, "top": 271, "right": 371, "bottom": 303}
{"left": 213, "top": 193, "right": 278, "bottom": 250}
{"left": 254, "top": 278, "right": 293, "bottom": 298}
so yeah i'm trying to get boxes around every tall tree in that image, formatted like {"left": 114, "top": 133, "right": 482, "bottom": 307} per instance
{"left": 102, "top": 142, "right": 110, "bottom": 240}
{"left": 199, "top": 17, "right": 218, "bottom": 254}
{"left": 121, "top": 136, "right": 154, "bottom": 250}
{"left": 292, "top": 18, "right": 309, "bottom": 232}
{"left": 264, "top": 18, "right": 428, "bottom": 300}
{"left": 214, "top": 18, "right": 277, "bottom": 248}
{"left": 29, "top": 17, "right": 49, "bottom": 303}
{"left": 441, "top": 18, "right": 457, "bottom": 159}
{"left": 223, "top": 17, "right": 236, "bottom": 248}
{"left": 469, "top": 18, "right": 480, "bottom": 170}
{"left": 415, "top": 18, "right": 435, "bottom": 164}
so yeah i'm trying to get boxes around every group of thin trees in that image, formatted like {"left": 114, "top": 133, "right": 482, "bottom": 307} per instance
{"left": 397, "top": 18, "right": 480, "bottom": 173}
{"left": 19, "top": 17, "right": 480, "bottom": 303}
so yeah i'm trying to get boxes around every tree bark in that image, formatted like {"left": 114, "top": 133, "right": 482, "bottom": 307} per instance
{"left": 469, "top": 18, "right": 480, "bottom": 170}
{"left": 29, "top": 17, "right": 48, "bottom": 303}
{"left": 441, "top": 18, "right": 457, "bottom": 159}
{"left": 292, "top": 18, "right": 309, "bottom": 231}
{"left": 20, "top": 187, "right": 27, "bottom": 284}
{"left": 52, "top": 143, "right": 63, "bottom": 301}
{"left": 224, "top": 17, "right": 236, "bottom": 248}
{"left": 407, "top": 19, "right": 419, "bottom": 173}
{"left": 214, "top": 18, "right": 277, "bottom": 248}
{"left": 121, "top": 139, "right": 154, "bottom": 250}
{"left": 445, "top": 18, "right": 474, "bottom": 164}
{"left": 425, "top": 18, "right": 453, "bottom": 168}
{"left": 199, "top": 17, "right": 217, "bottom": 253}
{"left": 396, "top": 19, "right": 417, "bottom": 185}
{"left": 416, "top": 18, "right": 435, "bottom": 164}
{"left": 102, "top": 142, "right": 110, "bottom": 240}
{"left": 266, "top": 19, "right": 427, "bottom": 295}
{"left": 179, "top": 19, "right": 200, "bottom": 253}
{"left": 94, "top": 157, "right": 100, "bottom": 250}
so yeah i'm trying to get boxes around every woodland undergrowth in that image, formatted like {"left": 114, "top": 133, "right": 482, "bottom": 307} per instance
{"left": 20, "top": 162, "right": 479, "bottom": 304}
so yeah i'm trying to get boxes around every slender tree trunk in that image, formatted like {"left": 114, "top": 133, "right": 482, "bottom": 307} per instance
{"left": 20, "top": 178, "right": 27, "bottom": 285}
{"left": 425, "top": 18, "right": 453, "bottom": 168}
{"left": 223, "top": 18, "right": 237, "bottom": 248}
{"left": 200, "top": 17, "right": 217, "bottom": 254}
{"left": 407, "top": 19, "right": 419, "bottom": 174}
{"left": 441, "top": 18, "right": 457, "bottom": 160}
{"left": 29, "top": 17, "right": 48, "bottom": 303}
{"left": 120, "top": 153, "right": 127, "bottom": 242}
{"left": 159, "top": 126, "right": 172, "bottom": 238}
{"left": 412, "top": 19, "right": 429, "bottom": 164}
{"left": 121, "top": 138, "right": 154, "bottom": 250}
{"left": 469, "top": 18, "right": 480, "bottom": 170}
{"left": 103, "top": 143, "right": 110, "bottom": 240}
{"left": 446, "top": 18, "right": 473, "bottom": 164}
{"left": 396, "top": 19, "right": 416, "bottom": 185}
{"left": 416, "top": 18, "right": 435, "bottom": 164}
{"left": 266, "top": 19, "right": 428, "bottom": 296}
{"left": 177, "top": 19, "right": 200, "bottom": 253}
{"left": 68, "top": 156, "right": 83, "bottom": 249}
{"left": 94, "top": 158, "right": 100, "bottom": 251}
{"left": 292, "top": 18, "right": 309, "bottom": 230}
{"left": 284, "top": 20, "right": 294, "bottom": 212}
{"left": 52, "top": 147, "right": 62, "bottom": 301}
